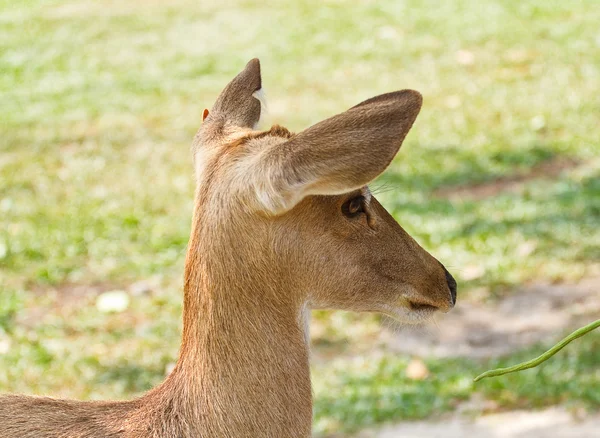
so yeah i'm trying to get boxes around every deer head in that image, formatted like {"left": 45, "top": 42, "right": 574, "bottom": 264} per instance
{"left": 189, "top": 58, "right": 456, "bottom": 325}
{"left": 0, "top": 59, "right": 458, "bottom": 438}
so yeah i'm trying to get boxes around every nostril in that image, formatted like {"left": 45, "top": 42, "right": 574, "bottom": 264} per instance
{"left": 444, "top": 268, "right": 457, "bottom": 305}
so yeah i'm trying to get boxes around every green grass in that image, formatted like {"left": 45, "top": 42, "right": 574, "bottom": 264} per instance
{"left": 1, "top": 0, "right": 599, "bottom": 435}
{"left": 1, "top": 0, "right": 599, "bottom": 290}
{"left": 313, "top": 331, "right": 600, "bottom": 435}
{"left": 2, "top": 285, "right": 598, "bottom": 435}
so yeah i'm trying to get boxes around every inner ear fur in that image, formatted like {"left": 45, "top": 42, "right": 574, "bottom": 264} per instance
{"left": 253, "top": 89, "right": 423, "bottom": 214}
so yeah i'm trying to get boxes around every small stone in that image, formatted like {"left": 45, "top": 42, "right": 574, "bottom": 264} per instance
{"left": 0, "top": 198, "right": 12, "bottom": 212}
{"left": 405, "top": 358, "right": 429, "bottom": 380}
{"left": 456, "top": 50, "right": 475, "bottom": 65}
{"left": 378, "top": 26, "right": 398, "bottom": 40}
{"left": 96, "top": 290, "right": 130, "bottom": 313}
{"left": 445, "top": 95, "right": 462, "bottom": 109}
{"left": 517, "top": 241, "right": 537, "bottom": 257}
{"left": 0, "top": 338, "right": 10, "bottom": 355}
{"left": 530, "top": 115, "right": 546, "bottom": 131}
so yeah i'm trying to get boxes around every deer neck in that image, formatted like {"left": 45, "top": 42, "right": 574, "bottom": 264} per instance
{"left": 154, "top": 215, "right": 313, "bottom": 436}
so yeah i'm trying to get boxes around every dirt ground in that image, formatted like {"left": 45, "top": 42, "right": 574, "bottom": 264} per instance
{"left": 384, "top": 276, "right": 600, "bottom": 359}
{"left": 368, "top": 276, "right": 600, "bottom": 438}
{"left": 368, "top": 408, "right": 600, "bottom": 438}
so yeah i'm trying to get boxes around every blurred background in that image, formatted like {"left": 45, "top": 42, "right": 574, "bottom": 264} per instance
{"left": 1, "top": 0, "right": 599, "bottom": 436}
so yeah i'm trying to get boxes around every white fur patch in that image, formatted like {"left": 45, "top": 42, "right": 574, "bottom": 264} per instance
{"left": 252, "top": 88, "right": 268, "bottom": 128}
{"left": 194, "top": 147, "right": 210, "bottom": 183}
{"left": 299, "top": 302, "right": 310, "bottom": 345}
{"left": 234, "top": 135, "right": 304, "bottom": 215}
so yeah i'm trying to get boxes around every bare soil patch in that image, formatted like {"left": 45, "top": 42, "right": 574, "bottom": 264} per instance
{"left": 19, "top": 280, "right": 158, "bottom": 329}
{"left": 31, "top": 282, "right": 118, "bottom": 303}
{"left": 384, "top": 277, "right": 600, "bottom": 359}
{"left": 366, "top": 407, "right": 600, "bottom": 438}
{"left": 435, "top": 157, "right": 579, "bottom": 201}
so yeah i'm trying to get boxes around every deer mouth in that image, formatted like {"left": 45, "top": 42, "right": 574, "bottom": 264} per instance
{"left": 378, "top": 300, "right": 440, "bottom": 325}
{"left": 407, "top": 301, "right": 440, "bottom": 313}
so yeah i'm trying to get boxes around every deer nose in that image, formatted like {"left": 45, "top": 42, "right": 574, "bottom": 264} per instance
{"left": 444, "top": 267, "right": 457, "bottom": 306}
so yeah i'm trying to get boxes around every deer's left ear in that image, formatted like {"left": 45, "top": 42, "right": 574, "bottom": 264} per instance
{"left": 250, "top": 90, "right": 422, "bottom": 215}
{"left": 208, "top": 58, "right": 263, "bottom": 129}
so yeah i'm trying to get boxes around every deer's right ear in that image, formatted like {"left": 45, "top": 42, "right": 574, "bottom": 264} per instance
{"left": 251, "top": 90, "right": 422, "bottom": 214}
{"left": 207, "top": 58, "right": 263, "bottom": 129}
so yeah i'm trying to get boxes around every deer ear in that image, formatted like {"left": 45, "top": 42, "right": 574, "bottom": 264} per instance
{"left": 252, "top": 90, "right": 422, "bottom": 214}
{"left": 210, "top": 58, "right": 262, "bottom": 128}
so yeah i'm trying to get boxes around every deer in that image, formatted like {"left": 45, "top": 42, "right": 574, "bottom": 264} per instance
{"left": 0, "top": 58, "right": 457, "bottom": 437}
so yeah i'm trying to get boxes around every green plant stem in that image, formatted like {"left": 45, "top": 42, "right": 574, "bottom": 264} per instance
{"left": 474, "top": 319, "right": 600, "bottom": 382}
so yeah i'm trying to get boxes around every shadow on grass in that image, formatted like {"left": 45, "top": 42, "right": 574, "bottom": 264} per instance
{"left": 374, "top": 169, "right": 599, "bottom": 291}
{"left": 381, "top": 144, "right": 560, "bottom": 193}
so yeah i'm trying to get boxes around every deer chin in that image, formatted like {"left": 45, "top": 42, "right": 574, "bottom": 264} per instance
{"left": 379, "top": 301, "right": 439, "bottom": 325}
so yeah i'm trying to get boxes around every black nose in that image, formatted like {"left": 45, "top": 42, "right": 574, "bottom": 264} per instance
{"left": 444, "top": 268, "right": 457, "bottom": 306}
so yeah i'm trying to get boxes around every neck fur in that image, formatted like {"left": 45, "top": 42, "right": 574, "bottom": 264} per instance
{"left": 147, "top": 204, "right": 313, "bottom": 437}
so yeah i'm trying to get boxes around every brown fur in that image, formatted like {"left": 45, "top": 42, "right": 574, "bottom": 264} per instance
{"left": 0, "top": 59, "right": 456, "bottom": 437}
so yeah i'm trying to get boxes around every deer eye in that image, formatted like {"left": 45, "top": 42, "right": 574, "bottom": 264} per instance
{"left": 342, "top": 196, "right": 366, "bottom": 218}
